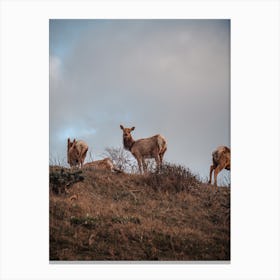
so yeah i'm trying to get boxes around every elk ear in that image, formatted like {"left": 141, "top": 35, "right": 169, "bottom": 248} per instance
{"left": 68, "top": 138, "right": 70, "bottom": 144}
{"left": 120, "top": 125, "right": 124, "bottom": 130}
{"left": 131, "top": 126, "right": 135, "bottom": 131}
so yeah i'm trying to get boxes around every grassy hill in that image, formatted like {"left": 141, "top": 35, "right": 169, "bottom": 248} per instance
{"left": 49, "top": 164, "right": 230, "bottom": 261}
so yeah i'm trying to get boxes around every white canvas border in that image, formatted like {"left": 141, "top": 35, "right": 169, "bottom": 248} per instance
{"left": 0, "top": 0, "right": 279, "bottom": 279}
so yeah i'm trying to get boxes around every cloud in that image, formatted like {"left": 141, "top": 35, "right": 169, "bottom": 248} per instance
{"left": 49, "top": 19, "right": 230, "bottom": 179}
{"left": 49, "top": 55, "right": 61, "bottom": 81}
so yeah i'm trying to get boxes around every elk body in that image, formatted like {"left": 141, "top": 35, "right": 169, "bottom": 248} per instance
{"left": 120, "top": 125, "right": 167, "bottom": 174}
{"left": 67, "top": 138, "right": 88, "bottom": 168}
{"left": 84, "top": 158, "right": 122, "bottom": 173}
{"left": 208, "top": 146, "right": 230, "bottom": 186}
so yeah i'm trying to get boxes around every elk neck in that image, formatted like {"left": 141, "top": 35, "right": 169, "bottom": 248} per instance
{"left": 123, "top": 135, "right": 135, "bottom": 151}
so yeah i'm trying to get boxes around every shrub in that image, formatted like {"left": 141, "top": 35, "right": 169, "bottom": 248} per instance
{"left": 49, "top": 167, "right": 84, "bottom": 194}
{"left": 144, "top": 162, "right": 201, "bottom": 192}
{"left": 103, "top": 147, "right": 137, "bottom": 172}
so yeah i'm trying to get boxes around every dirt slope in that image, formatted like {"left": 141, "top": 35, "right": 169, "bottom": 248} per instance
{"left": 49, "top": 164, "right": 230, "bottom": 261}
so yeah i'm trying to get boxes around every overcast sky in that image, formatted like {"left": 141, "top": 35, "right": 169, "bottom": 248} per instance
{"left": 49, "top": 19, "right": 230, "bottom": 180}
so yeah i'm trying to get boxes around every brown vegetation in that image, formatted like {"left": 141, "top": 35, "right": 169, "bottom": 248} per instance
{"left": 50, "top": 164, "right": 230, "bottom": 261}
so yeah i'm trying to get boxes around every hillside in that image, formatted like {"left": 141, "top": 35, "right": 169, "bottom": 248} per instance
{"left": 49, "top": 164, "right": 230, "bottom": 261}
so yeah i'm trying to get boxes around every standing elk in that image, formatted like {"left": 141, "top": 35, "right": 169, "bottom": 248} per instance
{"left": 84, "top": 158, "right": 122, "bottom": 173}
{"left": 67, "top": 138, "right": 88, "bottom": 168}
{"left": 208, "top": 146, "right": 230, "bottom": 186}
{"left": 120, "top": 125, "right": 167, "bottom": 174}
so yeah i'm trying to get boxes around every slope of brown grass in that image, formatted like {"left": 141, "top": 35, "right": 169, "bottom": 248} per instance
{"left": 49, "top": 164, "right": 230, "bottom": 261}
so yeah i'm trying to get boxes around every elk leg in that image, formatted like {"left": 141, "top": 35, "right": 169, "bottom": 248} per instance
{"left": 80, "top": 149, "right": 87, "bottom": 168}
{"left": 136, "top": 158, "right": 143, "bottom": 174}
{"left": 78, "top": 156, "right": 82, "bottom": 169}
{"left": 155, "top": 154, "right": 161, "bottom": 172}
{"left": 159, "top": 147, "right": 166, "bottom": 165}
{"left": 214, "top": 165, "right": 223, "bottom": 186}
{"left": 209, "top": 165, "right": 215, "bottom": 184}
{"left": 159, "top": 151, "right": 164, "bottom": 164}
{"left": 142, "top": 159, "right": 147, "bottom": 173}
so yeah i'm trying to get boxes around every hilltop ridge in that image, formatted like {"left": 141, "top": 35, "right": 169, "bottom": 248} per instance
{"left": 49, "top": 164, "right": 230, "bottom": 261}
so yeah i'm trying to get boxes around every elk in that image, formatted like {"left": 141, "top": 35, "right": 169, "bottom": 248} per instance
{"left": 67, "top": 138, "right": 88, "bottom": 168}
{"left": 120, "top": 125, "right": 167, "bottom": 174}
{"left": 208, "top": 146, "right": 230, "bottom": 186}
{"left": 84, "top": 158, "right": 122, "bottom": 173}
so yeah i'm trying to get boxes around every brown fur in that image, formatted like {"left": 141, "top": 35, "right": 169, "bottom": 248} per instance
{"left": 84, "top": 158, "right": 122, "bottom": 173}
{"left": 120, "top": 125, "right": 167, "bottom": 174}
{"left": 208, "top": 146, "right": 230, "bottom": 186}
{"left": 67, "top": 138, "right": 88, "bottom": 168}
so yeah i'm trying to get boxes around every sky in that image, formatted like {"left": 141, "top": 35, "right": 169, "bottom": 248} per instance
{"left": 49, "top": 19, "right": 230, "bottom": 181}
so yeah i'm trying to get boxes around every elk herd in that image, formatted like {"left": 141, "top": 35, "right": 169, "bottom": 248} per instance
{"left": 66, "top": 125, "right": 230, "bottom": 186}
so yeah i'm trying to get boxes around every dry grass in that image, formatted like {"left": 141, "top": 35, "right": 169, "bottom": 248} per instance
{"left": 49, "top": 164, "right": 230, "bottom": 261}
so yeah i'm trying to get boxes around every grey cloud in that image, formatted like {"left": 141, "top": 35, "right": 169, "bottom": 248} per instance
{"left": 50, "top": 19, "right": 230, "bottom": 181}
